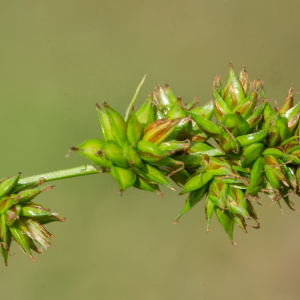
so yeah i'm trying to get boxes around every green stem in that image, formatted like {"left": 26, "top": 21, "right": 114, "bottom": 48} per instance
{"left": 18, "top": 165, "right": 100, "bottom": 185}
{"left": 125, "top": 74, "right": 146, "bottom": 121}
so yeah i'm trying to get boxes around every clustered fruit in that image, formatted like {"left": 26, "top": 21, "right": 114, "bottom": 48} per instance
{"left": 2, "top": 63, "right": 299, "bottom": 266}
{"left": 72, "top": 63, "right": 300, "bottom": 245}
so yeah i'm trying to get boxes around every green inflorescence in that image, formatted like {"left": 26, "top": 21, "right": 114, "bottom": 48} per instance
{"left": 3, "top": 62, "right": 300, "bottom": 266}
{"left": 71, "top": 63, "right": 300, "bottom": 245}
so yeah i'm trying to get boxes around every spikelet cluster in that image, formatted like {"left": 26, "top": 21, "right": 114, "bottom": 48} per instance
{"left": 0, "top": 173, "right": 65, "bottom": 265}
{"left": 72, "top": 63, "right": 300, "bottom": 244}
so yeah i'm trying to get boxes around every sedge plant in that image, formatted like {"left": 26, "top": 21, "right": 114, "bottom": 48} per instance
{"left": 1, "top": 63, "right": 299, "bottom": 265}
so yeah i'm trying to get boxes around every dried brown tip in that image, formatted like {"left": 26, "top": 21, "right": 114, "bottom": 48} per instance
{"left": 103, "top": 102, "right": 109, "bottom": 109}
{"left": 170, "top": 187, "right": 177, "bottom": 191}
{"left": 18, "top": 171, "right": 23, "bottom": 175}
{"left": 158, "top": 191, "right": 165, "bottom": 198}
{"left": 42, "top": 185, "right": 55, "bottom": 192}
{"left": 173, "top": 220, "right": 179, "bottom": 225}
{"left": 53, "top": 213, "right": 66, "bottom": 222}
{"left": 96, "top": 103, "right": 101, "bottom": 110}
{"left": 119, "top": 189, "right": 123, "bottom": 196}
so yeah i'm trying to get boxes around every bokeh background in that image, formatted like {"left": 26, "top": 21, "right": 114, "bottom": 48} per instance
{"left": 1, "top": 0, "right": 300, "bottom": 299}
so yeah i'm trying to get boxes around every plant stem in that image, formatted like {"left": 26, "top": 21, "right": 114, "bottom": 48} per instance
{"left": 125, "top": 74, "right": 146, "bottom": 121}
{"left": 18, "top": 165, "right": 100, "bottom": 185}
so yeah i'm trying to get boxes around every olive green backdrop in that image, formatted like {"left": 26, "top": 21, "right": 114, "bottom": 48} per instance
{"left": 1, "top": 1, "right": 300, "bottom": 299}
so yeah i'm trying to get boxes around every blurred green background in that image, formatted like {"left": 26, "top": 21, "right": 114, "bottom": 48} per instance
{"left": 1, "top": 0, "right": 300, "bottom": 299}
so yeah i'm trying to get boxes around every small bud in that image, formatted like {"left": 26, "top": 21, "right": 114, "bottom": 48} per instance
{"left": 142, "top": 118, "right": 182, "bottom": 145}
{"left": 103, "top": 102, "right": 127, "bottom": 147}
{"left": 239, "top": 66, "right": 249, "bottom": 96}
{"left": 101, "top": 140, "right": 128, "bottom": 168}
{"left": 280, "top": 84, "right": 294, "bottom": 114}
{"left": 126, "top": 110, "right": 143, "bottom": 148}
{"left": 136, "top": 95, "right": 155, "bottom": 130}
{"left": 70, "top": 139, "right": 112, "bottom": 168}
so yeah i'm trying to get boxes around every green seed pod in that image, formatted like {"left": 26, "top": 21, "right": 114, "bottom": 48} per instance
{"left": 236, "top": 128, "right": 268, "bottom": 147}
{"left": 219, "top": 130, "right": 239, "bottom": 153}
{"left": 126, "top": 110, "right": 143, "bottom": 148}
{"left": 205, "top": 197, "right": 215, "bottom": 232}
{"left": 279, "top": 159, "right": 297, "bottom": 190}
{"left": 123, "top": 141, "right": 144, "bottom": 169}
{"left": 222, "top": 112, "right": 250, "bottom": 136}
{"left": 246, "top": 114, "right": 262, "bottom": 130}
{"left": 208, "top": 177, "right": 228, "bottom": 210}
{"left": 157, "top": 85, "right": 175, "bottom": 110}
{"left": 0, "top": 173, "right": 21, "bottom": 199}
{"left": 111, "top": 164, "right": 136, "bottom": 195}
{"left": 178, "top": 147, "right": 224, "bottom": 167}
{"left": 264, "top": 155, "right": 289, "bottom": 189}
{"left": 214, "top": 75, "right": 223, "bottom": 95}
{"left": 205, "top": 157, "right": 233, "bottom": 176}
{"left": 155, "top": 110, "right": 165, "bottom": 120}
{"left": 226, "top": 187, "right": 251, "bottom": 220}
{"left": 190, "top": 100, "right": 214, "bottom": 120}
{"left": 241, "top": 143, "right": 264, "bottom": 168}
{"left": 0, "top": 195, "right": 19, "bottom": 215}
{"left": 137, "top": 140, "right": 170, "bottom": 163}
{"left": 142, "top": 118, "right": 182, "bottom": 145}
{"left": 239, "top": 66, "right": 249, "bottom": 96}
{"left": 166, "top": 97, "right": 186, "bottom": 119}
{"left": 20, "top": 203, "right": 56, "bottom": 219}
{"left": 175, "top": 184, "right": 208, "bottom": 221}
{"left": 133, "top": 177, "right": 163, "bottom": 197}
{"left": 0, "top": 214, "right": 10, "bottom": 265}
{"left": 133, "top": 163, "right": 175, "bottom": 191}
{"left": 227, "top": 211, "right": 247, "bottom": 234}
{"left": 249, "top": 100, "right": 267, "bottom": 118}
{"left": 215, "top": 208, "right": 235, "bottom": 245}
{"left": 158, "top": 140, "right": 190, "bottom": 153}
{"left": 16, "top": 185, "right": 54, "bottom": 203}
{"left": 212, "top": 86, "right": 231, "bottom": 120}
{"left": 101, "top": 140, "right": 128, "bottom": 168}
{"left": 234, "top": 81, "right": 259, "bottom": 118}
{"left": 283, "top": 102, "right": 300, "bottom": 120}
{"left": 187, "top": 119, "right": 208, "bottom": 142}
{"left": 9, "top": 220, "right": 35, "bottom": 261}
{"left": 164, "top": 84, "right": 177, "bottom": 103}
{"left": 187, "top": 142, "right": 214, "bottom": 154}
{"left": 180, "top": 171, "right": 213, "bottom": 195}
{"left": 188, "top": 111, "right": 221, "bottom": 139}
{"left": 245, "top": 157, "right": 264, "bottom": 196}
{"left": 280, "top": 85, "right": 294, "bottom": 114}
{"left": 5, "top": 203, "right": 21, "bottom": 226}
{"left": 26, "top": 219, "right": 53, "bottom": 250}
{"left": 286, "top": 111, "right": 300, "bottom": 137}
{"left": 103, "top": 102, "right": 127, "bottom": 147}
{"left": 0, "top": 232, "right": 11, "bottom": 266}
{"left": 136, "top": 95, "right": 155, "bottom": 130}
{"left": 222, "top": 63, "right": 245, "bottom": 111}
{"left": 96, "top": 103, "right": 114, "bottom": 141}
{"left": 32, "top": 215, "right": 66, "bottom": 225}
{"left": 277, "top": 114, "right": 288, "bottom": 142}
{"left": 262, "top": 148, "right": 292, "bottom": 162}
{"left": 70, "top": 139, "right": 112, "bottom": 168}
